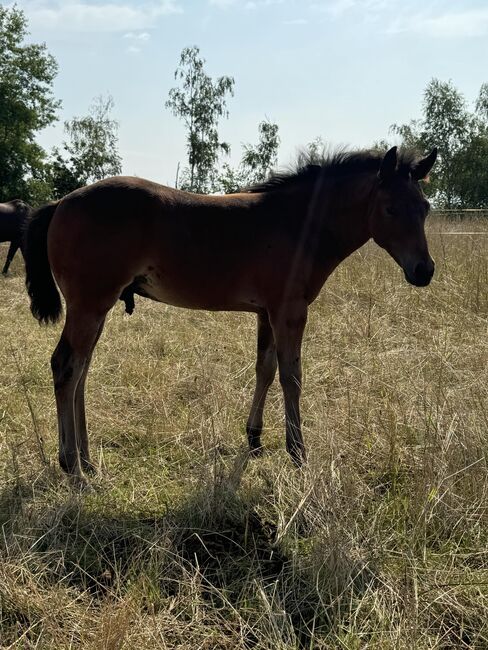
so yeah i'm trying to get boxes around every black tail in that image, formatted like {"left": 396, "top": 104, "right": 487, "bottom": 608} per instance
{"left": 25, "top": 201, "right": 62, "bottom": 324}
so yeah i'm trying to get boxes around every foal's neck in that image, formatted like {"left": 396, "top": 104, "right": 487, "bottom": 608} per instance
{"left": 285, "top": 172, "right": 376, "bottom": 271}
{"left": 322, "top": 173, "right": 375, "bottom": 257}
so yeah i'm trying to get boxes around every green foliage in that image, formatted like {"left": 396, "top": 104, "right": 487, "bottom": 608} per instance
{"left": 392, "top": 79, "right": 488, "bottom": 208}
{"left": 0, "top": 6, "right": 59, "bottom": 204}
{"left": 25, "top": 173, "right": 56, "bottom": 206}
{"left": 166, "top": 46, "right": 234, "bottom": 193}
{"left": 296, "top": 136, "right": 326, "bottom": 167}
{"left": 217, "top": 162, "right": 247, "bottom": 195}
{"left": 475, "top": 82, "right": 488, "bottom": 121}
{"left": 218, "top": 119, "right": 280, "bottom": 193}
{"left": 452, "top": 134, "right": 488, "bottom": 209}
{"left": 48, "top": 149, "right": 83, "bottom": 199}
{"left": 371, "top": 139, "right": 391, "bottom": 154}
{"left": 452, "top": 85, "right": 488, "bottom": 209}
{"left": 49, "top": 95, "right": 122, "bottom": 198}
{"left": 241, "top": 120, "right": 280, "bottom": 185}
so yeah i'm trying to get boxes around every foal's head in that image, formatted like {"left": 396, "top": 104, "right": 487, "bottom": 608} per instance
{"left": 370, "top": 146, "right": 437, "bottom": 287}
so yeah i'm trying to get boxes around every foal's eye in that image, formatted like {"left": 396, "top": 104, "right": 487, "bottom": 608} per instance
{"left": 386, "top": 207, "right": 395, "bottom": 217}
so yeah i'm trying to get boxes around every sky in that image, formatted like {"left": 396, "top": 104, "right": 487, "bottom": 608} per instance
{"left": 9, "top": 0, "right": 488, "bottom": 186}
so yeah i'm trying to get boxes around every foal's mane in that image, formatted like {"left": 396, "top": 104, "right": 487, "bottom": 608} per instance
{"left": 246, "top": 148, "right": 420, "bottom": 194}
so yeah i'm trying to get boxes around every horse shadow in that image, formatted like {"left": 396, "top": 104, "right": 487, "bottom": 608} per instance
{"left": 0, "top": 451, "right": 376, "bottom": 647}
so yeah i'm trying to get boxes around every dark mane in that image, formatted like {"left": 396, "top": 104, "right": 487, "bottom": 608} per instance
{"left": 246, "top": 148, "right": 421, "bottom": 194}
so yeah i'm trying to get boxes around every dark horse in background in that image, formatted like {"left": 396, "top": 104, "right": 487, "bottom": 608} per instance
{"left": 24, "top": 145, "right": 437, "bottom": 485}
{"left": 0, "top": 200, "right": 32, "bottom": 274}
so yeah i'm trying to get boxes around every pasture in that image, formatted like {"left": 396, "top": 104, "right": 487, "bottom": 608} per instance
{"left": 1, "top": 212, "right": 488, "bottom": 649}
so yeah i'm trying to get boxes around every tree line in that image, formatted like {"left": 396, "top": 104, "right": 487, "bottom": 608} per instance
{"left": 0, "top": 7, "right": 122, "bottom": 205}
{"left": 1, "top": 6, "right": 487, "bottom": 208}
{"left": 390, "top": 79, "right": 488, "bottom": 209}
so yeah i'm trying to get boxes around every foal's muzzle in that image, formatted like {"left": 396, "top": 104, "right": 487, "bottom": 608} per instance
{"left": 404, "top": 259, "right": 435, "bottom": 287}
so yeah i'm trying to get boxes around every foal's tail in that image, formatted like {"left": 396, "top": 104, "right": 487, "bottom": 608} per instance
{"left": 25, "top": 201, "right": 62, "bottom": 325}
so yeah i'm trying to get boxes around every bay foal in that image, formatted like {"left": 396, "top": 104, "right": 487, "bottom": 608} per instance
{"left": 25, "top": 146, "right": 437, "bottom": 483}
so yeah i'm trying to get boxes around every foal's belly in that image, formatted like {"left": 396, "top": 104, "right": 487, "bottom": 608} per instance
{"left": 132, "top": 267, "right": 261, "bottom": 312}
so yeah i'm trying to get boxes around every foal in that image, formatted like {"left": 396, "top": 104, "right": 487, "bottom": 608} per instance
{"left": 25, "top": 146, "right": 437, "bottom": 483}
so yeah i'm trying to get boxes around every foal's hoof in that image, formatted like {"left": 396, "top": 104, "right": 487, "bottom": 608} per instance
{"left": 59, "top": 454, "right": 95, "bottom": 488}
{"left": 81, "top": 458, "right": 97, "bottom": 475}
{"left": 246, "top": 426, "right": 264, "bottom": 457}
{"left": 67, "top": 473, "right": 93, "bottom": 492}
{"left": 248, "top": 445, "right": 264, "bottom": 458}
{"left": 76, "top": 476, "right": 90, "bottom": 491}
{"left": 288, "top": 446, "right": 306, "bottom": 468}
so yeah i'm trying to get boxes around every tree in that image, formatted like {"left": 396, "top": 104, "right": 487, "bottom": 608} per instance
{"left": 450, "top": 85, "right": 488, "bottom": 208}
{"left": 217, "top": 163, "right": 247, "bottom": 195}
{"left": 241, "top": 119, "right": 280, "bottom": 185}
{"left": 166, "top": 46, "right": 234, "bottom": 193}
{"left": 391, "top": 79, "right": 488, "bottom": 208}
{"left": 49, "top": 95, "right": 122, "bottom": 198}
{"left": 218, "top": 119, "right": 280, "bottom": 193}
{"left": 475, "top": 82, "right": 488, "bottom": 121}
{"left": 295, "top": 136, "right": 326, "bottom": 168}
{"left": 0, "top": 6, "right": 60, "bottom": 203}
{"left": 452, "top": 136, "right": 488, "bottom": 208}
{"left": 48, "top": 149, "right": 84, "bottom": 199}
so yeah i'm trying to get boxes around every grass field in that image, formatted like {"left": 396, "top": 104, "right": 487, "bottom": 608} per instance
{"left": 1, "top": 213, "right": 488, "bottom": 649}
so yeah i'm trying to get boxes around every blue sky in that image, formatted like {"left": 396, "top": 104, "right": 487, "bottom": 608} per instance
{"left": 11, "top": 0, "right": 488, "bottom": 185}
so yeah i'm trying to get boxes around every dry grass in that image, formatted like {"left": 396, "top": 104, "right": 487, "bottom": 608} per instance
{"left": 1, "top": 213, "right": 488, "bottom": 648}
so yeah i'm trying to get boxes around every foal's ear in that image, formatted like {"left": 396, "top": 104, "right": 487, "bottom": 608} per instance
{"left": 411, "top": 147, "right": 438, "bottom": 181}
{"left": 378, "top": 146, "right": 398, "bottom": 181}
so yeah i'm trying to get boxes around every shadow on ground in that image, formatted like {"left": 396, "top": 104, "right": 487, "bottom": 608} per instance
{"left": 0, "top": 452, "right": 375, "bottom": 647}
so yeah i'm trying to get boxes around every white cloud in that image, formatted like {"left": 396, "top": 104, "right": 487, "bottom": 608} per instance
{"left": 283, "top": 18, "right": 308, "bottom": 25}
{"left": 388, "top": 8, "right": 488, "bottom": 38}
{"left": 310, "top": 0, "right": 390, "bottom": 17}
{"left": 210, "top": 0, "right": 283, "bottom": 8}
{"left": 209, "top": 0, "right": 237, "bottom": 7}
{"left": 19, "top": 1, "right": 182, "bottom": 33}
{"left": 124, "top": 31, "right": 151, "bottom": 41}
{"left": 123, "top": 30, "right": 151, "bottom": 53}
{"left": 318, "top": 0, "right": 355, "bottom": 16}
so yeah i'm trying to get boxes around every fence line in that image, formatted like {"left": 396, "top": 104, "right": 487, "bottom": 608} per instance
{"left": 432, "top": 209, "right": 488, "bottom": 220}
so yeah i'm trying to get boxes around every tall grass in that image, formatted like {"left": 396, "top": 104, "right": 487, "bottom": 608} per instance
{"left": 1, "top": 214, "right": 488, "bottom": 648}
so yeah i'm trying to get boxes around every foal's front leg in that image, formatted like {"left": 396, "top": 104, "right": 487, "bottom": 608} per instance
{"left": 270, "top": 302, "right": 308, "bottom": 465}
{"left": 246, "top": 311, "right": 277, "bottom": 454}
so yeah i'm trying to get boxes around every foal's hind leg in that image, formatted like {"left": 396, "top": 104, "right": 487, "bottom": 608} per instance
{"left": 51, "top": 309, "right": 106, "bottom": 483}
{"left": 75, "top": 319, "right": 106, "bottom": 473}
{"left": 246, "top": 312, "right": 277, "bottom": 454}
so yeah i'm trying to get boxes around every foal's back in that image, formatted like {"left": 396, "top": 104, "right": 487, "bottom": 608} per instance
{"left": 48, "top": 176, "right": 293, "bottom": 312}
